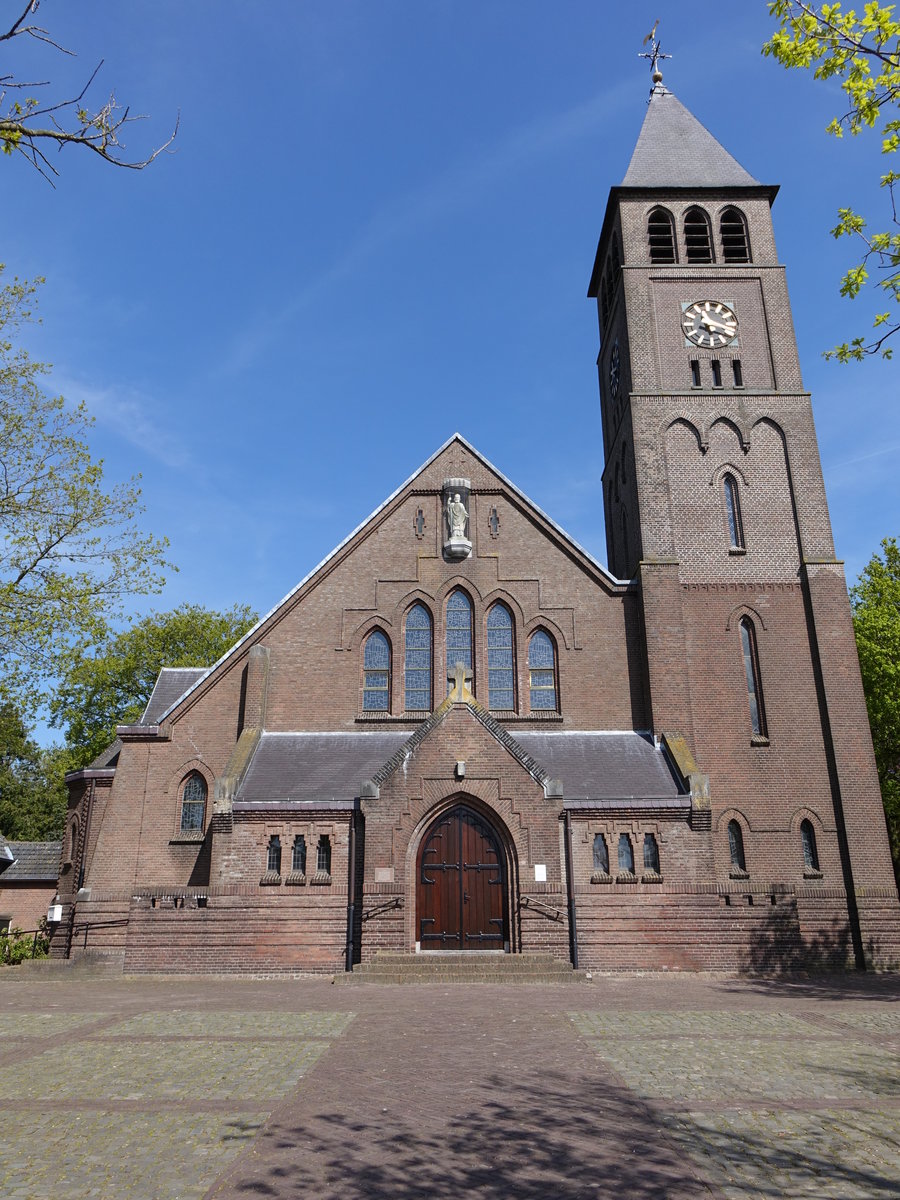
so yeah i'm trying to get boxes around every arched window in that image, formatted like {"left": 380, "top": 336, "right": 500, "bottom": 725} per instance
{"left": 68, "top": 817, "right": 79, "bottom": 863}
{"left": 643, "top": 833, "right": 660, "bottom": 873}
{"left": 180, "top": 772, "right": 207, "bottom": 833}
{"left": 267, "top": 835, "right": 282, "bottom": 874}
{"left": 801, "top": 819, "right": 820, "bottom": 871}
{"left": 618, "top": 833, "right": 635, "bottom": 874}
{"left": 446, "top": 590, "right": 473, "bottom": 695}
{"left": 405, "top": 603, "right": 433, "bottom": 711}
{"left": 723, "top": 473, "right": 745, "bottom": 550}
{"left": 720, "top": 206, "right": 751, "bottom": 263}
{"left": 317, "top": 835, "right": 332, "bottom": 875}
{"left": 684, "top": 207, "right": 714, "bottom": 263}
{"left": 647, "top": 206, "right": 677, "bottom": 263}
{"left": 592, "top": 833, "right": 609, "bottom": 874}
{"left": 487, "top": 603, "right": 515, "bottom": 710}
{"left": 528, "top": 630, "right": 557, "bottom": 711}
{"left": 292, "top": 834, "right": 307, "bottom": 875}
{"left": 728, "top": 820, "right": 746, "bottom": 872}
{"left": 363, "top": 630, "right": 390, "bottom": 711}
{"left": 739, "top": 617, "right": 767, "bottom": 738}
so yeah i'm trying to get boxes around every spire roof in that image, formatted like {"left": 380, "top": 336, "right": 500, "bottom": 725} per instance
{"left": 622, "top": 88, "right": 760, "bottom": 188}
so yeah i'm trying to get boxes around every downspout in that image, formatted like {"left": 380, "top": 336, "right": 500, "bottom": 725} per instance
{"left": 563, "top": 809, "right": 579, "bottom": 970}
{"left": 345, "top": 807, "right": 357, "bottom": 973}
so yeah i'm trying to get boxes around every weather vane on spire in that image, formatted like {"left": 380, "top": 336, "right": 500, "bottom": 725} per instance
{"left": 638, "top": 21, "right": 671, "bottom": 93}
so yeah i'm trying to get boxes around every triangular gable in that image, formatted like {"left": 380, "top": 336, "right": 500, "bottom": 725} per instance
{"left": 154, "top": 433, "right": 630, "bottom": 725}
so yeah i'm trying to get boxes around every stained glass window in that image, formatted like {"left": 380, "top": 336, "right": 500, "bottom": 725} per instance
{"left": 529, "top": 630, "right": 557, "bottom": 710}
{"left": 446, "top": 590, "right": 473, "bottom": 695}
{"left": 618, "top": 833, "right": 634, "bottom": 874}
{"left": 292, "top": 834, "right": 307, "bottom": 874}
{"left": 801, "top": 820, "right": 819, "bottom": 870}
{"left": 592, "top": 833, "right": 609, "bottom": 874}
{"left": 740, "top": 618, "right": 766, "bottom": 737}
{"left": 363, "top": 630, "right": 390, "bottom": 711}
{"left": 180, "top": 773, "right": 207, "bottom": 832}
{"left": 267, "top": 835, "right": 281, "bottom": 874}
{"left": 724, "top": 474, "right": 744, "bottom": 549}
{"left": 643, "top": 833, "right": 660, "bottom": 873}
{"left": 487, "top": 603, "right": 515, "bottom": 710}
{"left": 684, "top": 206, "right": 714, "bottom": 263}
{"left": 317, "top": 835, "right": 331, "bottom": 874}
{"left": 405, "top": 604, "right": 432, "bottom": 711}
{"left": 728, "top": 820, "right": 746, "bottom": 871}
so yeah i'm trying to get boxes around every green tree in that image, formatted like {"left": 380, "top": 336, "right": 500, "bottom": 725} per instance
{"left": 0, "top": 270, "right": 172, "bottom": 717}
{"left": 0, "top": 702, "right": 66, "bottom": 839}
{"left": 0, "top": 2, "right": 176, "bottom": 180}
{"left": 764, "top": 1, "right": 900, "bottom": 360}
{"left": 51, "top": 603, "right": 258, "bottom": 769}
{"left": 851, "top": 537, "right": 900, "bottom": 878}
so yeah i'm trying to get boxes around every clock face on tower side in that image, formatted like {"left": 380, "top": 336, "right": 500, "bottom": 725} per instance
{"left": 609, "top": 339, "right": 620, "bottom": 398}
{"left": 682, "top": 300, "right": 739, "bottom": 349}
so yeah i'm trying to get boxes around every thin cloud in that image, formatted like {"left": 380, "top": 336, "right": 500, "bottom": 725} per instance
{"left": 221, "top": 81, "right": 633, "bottom": 375}
{"left": 51, "top": 373, "right": 193, "bottom": 470}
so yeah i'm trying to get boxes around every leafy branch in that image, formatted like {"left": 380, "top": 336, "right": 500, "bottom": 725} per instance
{"left": 0, "top": 1, "right": 177, "bottom": 183}
{"left": 764, "top": 1, "right": 900, "bottom": 360}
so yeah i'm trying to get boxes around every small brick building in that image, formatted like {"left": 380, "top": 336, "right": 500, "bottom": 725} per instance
{"left": 50, "top": 83, "right": 900, "bottom": 974}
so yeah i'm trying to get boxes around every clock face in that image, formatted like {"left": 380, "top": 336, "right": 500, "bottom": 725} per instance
{"left": 682, "top": 300, "right": 738, "bottom": 349}
{"left": 609, "top": 340, "right": 620, "bottom": 398}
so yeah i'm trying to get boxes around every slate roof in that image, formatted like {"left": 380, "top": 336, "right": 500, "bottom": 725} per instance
{"left": 515, "top": 732, "right": 686, "bottom": 803}
{"left": 622, "top": 88, "right": 759, "bottom": 188}
{"left": 4, "top": 841, "right": 61, "bottom": 882}
{"left": 236, "top": 732, "right": 411, "bottom": 805}
{"left": 234, "top": 726, "right": 686, "bottom": 808}
{"left": 141, "top": 668, "right": 208, "bottom": 725}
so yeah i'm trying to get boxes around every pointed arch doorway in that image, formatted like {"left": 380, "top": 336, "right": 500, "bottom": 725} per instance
{"left": 416, "top": 803, "right": 509, "bottom": 950}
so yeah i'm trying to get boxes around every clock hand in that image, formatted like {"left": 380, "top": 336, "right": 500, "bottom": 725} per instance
{"left": 700, "top": 314, "right": 735, "bottom": 334}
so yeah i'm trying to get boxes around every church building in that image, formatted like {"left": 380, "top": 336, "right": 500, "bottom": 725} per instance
{"left": 50, "top": 70, "right": 900, "bottom": 974}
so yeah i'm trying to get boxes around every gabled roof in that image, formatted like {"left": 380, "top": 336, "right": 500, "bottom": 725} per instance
{"left": 516, "top": 731, "right": 685, "bottom": 802}
{"left": 622, "top": 87, "right": 759, "bottom": 188}
{"left": 155, "top": 434, "right": 630, "bottom": 726}
{"left": 235, "top": 731, "right": 410, "bottom": 805}
{"left": 4, "top": 841, "right": 61, "bottom": 883}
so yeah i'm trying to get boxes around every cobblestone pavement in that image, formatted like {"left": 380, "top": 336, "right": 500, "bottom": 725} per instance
{"left": 0, "top": 969, "right": 897, "bottom": 1199}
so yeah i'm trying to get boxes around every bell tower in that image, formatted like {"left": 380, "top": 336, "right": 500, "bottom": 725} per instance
{"left": 588, "top": 49, "right": 900, "bottom": 967}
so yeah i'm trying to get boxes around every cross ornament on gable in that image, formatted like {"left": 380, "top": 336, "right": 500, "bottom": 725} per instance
{"left": 448, "top": 660, "right": 474, "bottom": 701}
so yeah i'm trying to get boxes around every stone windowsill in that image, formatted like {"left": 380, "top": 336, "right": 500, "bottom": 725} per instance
{"left": 310, "top": 871, "right": 332, "bottom": 886}
{"left": 590, "top": 871, "right": 611, "bottom": 885}
{"left": 728, "top": 546, "right": 747, "bottom": 556}
{"left": 803, "top": 867, "right": 824, "bottom": 880}
{"left": 616, "top": 871, "right": 637, "bottom": 884}
{"left": 169, "top": 832, "right": 205, "bottom": 845}
{"left": 284, "top": 871, "right": 307, "bottom": 886}
{"left": 729, "top": 868, "right": 750, "bottom": 880}
{"left": 259, "top": 871, "right": 282, "bottom": 887}
{"left": 750, "top": 734, "right": 770, "bottom": 747}
{"left": 641, "top": 871, "right": 663, "bottom": 883}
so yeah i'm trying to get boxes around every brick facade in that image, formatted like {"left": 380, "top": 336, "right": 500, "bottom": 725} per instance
{"left": 49, "top": 85, "right": 900, "bottom": 974}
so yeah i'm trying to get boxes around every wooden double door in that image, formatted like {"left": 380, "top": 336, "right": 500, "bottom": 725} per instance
{"left": 417, "top": 804, "right": 508, "bottom": 950}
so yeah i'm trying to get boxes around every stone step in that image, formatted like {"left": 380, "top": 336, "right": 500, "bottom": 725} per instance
{"left": 341, "top": 951, "right": 584, "bottom": 985}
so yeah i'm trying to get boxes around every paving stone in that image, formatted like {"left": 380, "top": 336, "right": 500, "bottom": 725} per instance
{"left": 571, "top": 1010, "right": 823, "bottom": 1040}
{"left": 106, "top": 1009, "right": 354, "bottom": 1039}
{"left": 0, "top": 1012, "right": 106, "bottom": 1038}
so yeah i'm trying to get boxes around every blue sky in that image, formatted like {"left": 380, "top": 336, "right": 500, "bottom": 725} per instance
{"left": 7, "top": 3, "right": 898, "bottom": 652}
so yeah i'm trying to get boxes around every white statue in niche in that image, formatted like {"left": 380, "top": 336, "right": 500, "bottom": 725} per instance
{"left": 447, "top": 492, "right": 468, "bottom": 538}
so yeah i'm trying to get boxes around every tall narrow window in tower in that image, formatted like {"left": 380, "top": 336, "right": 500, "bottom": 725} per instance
{"left": 728, "top": 820, "right": 747, "bottom": 872}
{"left": 739, "top": 617, "right": 767, "bottom": 739}
{"left": 710, "top": 359, "right": 723, "bottom": 388}
{"left": 267, "top": 835, "right": 282, "bottom": 874}
{"left": 723, "top": 473, "right": 745, "bottom": 550}
{"left": 801, "top": 820, "right": 820, "bottom": 872}
{"left": 643, "top": 833, "right": 660, "bottom": 874}
{"left": 487, "top": 603, "right": 515, "bottom": 710}
{"left": 528, "top": 630, "right": 557, "bottom": 710}
{"left": 647, "top": 206, "right": 677, "bottom": 262}
{"left": 720, "top": 206, "right": 751, "bottom": 263}
{"left": 180, "top": 772, "right": 207, "bottom": 833}
{"left": 684, "top": 206, "right": 714, "bottom": 263}
{"left": 446, "top": 590, "right": 473, "bottom": 695}
{"left": 404, "top": 603, "right": 432, "bottom": 711}
{"left": 362, "top": 630, "right": 391, "bottom": 711}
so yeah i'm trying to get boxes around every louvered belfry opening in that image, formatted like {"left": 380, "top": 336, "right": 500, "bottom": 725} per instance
{"left": 647, "top": 207, "right": 676, "bottom": 263}
{"left": 720, "top": 206, "right": 751, "bottom": 263}
{"left": 684, "top": 207, "right": 713, "bottom": 263}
